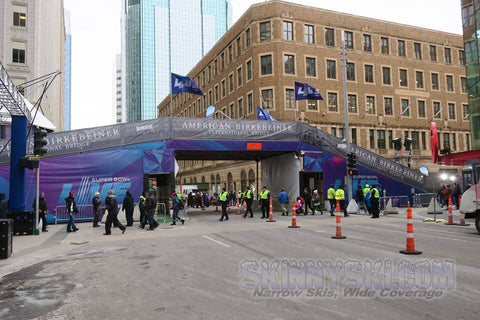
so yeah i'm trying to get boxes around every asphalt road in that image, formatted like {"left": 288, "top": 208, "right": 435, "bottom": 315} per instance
{"left": 0, "top": 207, "right": 479, "bottom": 320}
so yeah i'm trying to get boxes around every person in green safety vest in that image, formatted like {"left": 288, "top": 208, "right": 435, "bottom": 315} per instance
{"left": 244, "top": 186, "right": 254, "bottom": 218}
{"left": 260, "top": 186, "right": 270, "bottom": 219}
{"left": 219, "top": 188, "right": 229, "bottom": 221}
{"left": 138, "top": 192, "right": 147, "bottom": 229}
{"left": 237, "top": 190, "right": 243, "bottom": 205}
{"left": 335, "top": 185, "right": 349, "bottom": 217}
{"left": 370, "top": 184, "right": 380, "bottom": 219}
{"left": 363, "top": 184, "right": 370, "bottom": 197}
{"left": 327, "top": 184, "right": 336, "bottom": 216}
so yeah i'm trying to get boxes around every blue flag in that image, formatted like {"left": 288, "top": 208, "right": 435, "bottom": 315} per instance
{"left": 171, "top": 73, "right": 204, "bottom": 95}
{"left": 257, "top": 106, "right": 276, "bottom": 121}
{"left": 294, "top": 81, "right": 323, "bottom": 100}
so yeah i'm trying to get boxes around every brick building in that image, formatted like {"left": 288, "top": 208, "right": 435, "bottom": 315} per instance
{"left": 158, "top": 1, "right": 470, "bottom": 195}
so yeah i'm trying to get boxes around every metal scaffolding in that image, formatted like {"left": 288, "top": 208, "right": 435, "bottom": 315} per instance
{"left": 0, "top": 60, "right": 32, "bottom": 123}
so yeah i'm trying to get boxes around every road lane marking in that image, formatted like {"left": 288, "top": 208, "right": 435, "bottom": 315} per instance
{"left": 202, "top": 235, "right": 231, "bottom": 247}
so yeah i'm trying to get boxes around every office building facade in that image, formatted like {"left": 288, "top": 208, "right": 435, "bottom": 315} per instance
{"left": 158, "top": 1, "right": 471, "bottom": 193}
{"left": 64, "top": 9, "right": 71, "bottom": 131}
{"left": 126, "top": 0, "right": 232, "bottom": 122}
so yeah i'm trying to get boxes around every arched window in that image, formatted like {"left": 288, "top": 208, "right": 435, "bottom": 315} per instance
{"left": 201, "top": 176, "right": 205, "bottom": 183}
{"left": 248, "top": 169, "right": 255, "bottom": 187}
{"left": 193, "top": 177, "right": 197, "bottom": 184}
{"left": 241, "top": 170, "right": 247, "bottom": 190}
{"left": 227, "top": 172, "right": 233, "bottom": 191}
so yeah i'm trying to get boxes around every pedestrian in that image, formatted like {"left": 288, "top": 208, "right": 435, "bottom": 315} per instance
{"left": 32, "top": 192, "right": 48, "bottom": 232}
{"left": 442, "top": 185, "right": 451, "bottom": 207}
{"left": 122, "top": 190, "right": 134, "bottom": 227}
{"left": 244, "top": 186, "right": 254, "bottom": 218}
{"left": 356, "top": 185, "right": 368, "bottom": 215}
{"left": 437, "top": 184, "right": 446, "bottom": 207}
{"left": 237, "top": 189, "right": 243, "bottom": 206}
{"left": 370, "top": 184, "right": 380, "bottom": 218}
{"left": 453, "top": 182, "right": 461, "bottom": 209}
{"left": 335, "top": 185, "right": 349, "bottom": 217}
{"left": 312, "top": 190, "right": 323, "bottom": 215}
{"left": 171, "top": 192, "right": 185, "bottom": 225}
{"left": 260, "top": 186, "right": 270, "bottom": 219}
{"left": 66, "top": 192, "right": 79, "bottom": 233}
{"left": 219, "top": 187, "right": 229, "bottom": 221}
{"left": 0, "top": 193, "right": 7, "bottom": 219}
{"left": 278, "top": 188, "right": 289, "bottom": 216}
{"left": 302, "top": 188, "right": 314, "bottom": 215}
{"left": 327, "top": 184, "right": 336, "bottom": 216}
{"left": 365, "top": 189, "right": 372, "bottom": 214}
{"left": 295, "top": 196, "right": 304, "bottom": 214}
{"left": 92, "top": 191, "right": 101, "bottom": 227}
{"left": 104, "top": 189, "right": 126, "bottom": 235}
{"left": 138, "top": 191, "right": 147, "bottom": 228}
{"left": 145, "top": 190, "right": 158, "bottom": 230}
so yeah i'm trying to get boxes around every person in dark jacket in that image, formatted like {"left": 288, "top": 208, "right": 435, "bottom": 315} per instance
{"left": 145, "top": 189, "right": 158, "bottom": 230}
{"left": 302, "top": 188, "right": 314, "bottom": 215}
{"left": 104, "top": 189, "right": 126, "bottom": 235}
{"left": 0, "top": 193, "right": 7, "bottom": 219}
{"left": 66, "top": 192, "right": 79, "bottom": 233}
{"left": 138, "top": 191, "right": 147, "bottom": 228}
{"left": 32, "top": 192, "right": 48, "bottom": 232}
{"left": 452, "top": 182, "right": 461, "bottom": 209}
{"left": 356, "top": 185, "right": 368, "bottom": 215}
{"left": 171, "top": 192, "right": 185, "bottom": 225}
{"left": 122, "top": 190, "right": 134, "bottom": 226}
{"left": 92, "top": 192, "right": 101, "bottom": 227}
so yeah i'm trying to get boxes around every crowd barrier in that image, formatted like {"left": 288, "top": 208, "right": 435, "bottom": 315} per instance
{"left": 413, "top": 193, "right": 436, "bottom": 208}
{"left": 54, "top": 203, "right": 153, "bottom": 224}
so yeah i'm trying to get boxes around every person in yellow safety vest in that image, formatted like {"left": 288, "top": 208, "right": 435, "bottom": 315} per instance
{"left": 335, "top": 185, "right": 349, "bottom": 217}
{"left": 260, "top": 186, "right": 270, "bottom": 219}
{"left": 363, "top": 184, "right": 370, "bottom": 197}
{"left": 237, "top": 190, "right": 243, "bottom": 205}
{"left": 138, "top": 192, "right": 147, "bottom": 228}
{"left": 244, "top": 186, "right": 254, "bottom": 218}
{"left": 370, "top": 184, "right": 380, "bottom": 219}
{"left": 327, "top": 184, "right": 336, "bottom": 216}
{"left": 219, "top": 188, "right": 229, "bottom": 221}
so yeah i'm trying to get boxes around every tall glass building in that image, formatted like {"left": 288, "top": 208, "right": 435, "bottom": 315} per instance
{"left": 126, "top": 0, "right": 232, "bottom": 121}
{"left": 461, "top": 0, "right": 480, "bottom": 149}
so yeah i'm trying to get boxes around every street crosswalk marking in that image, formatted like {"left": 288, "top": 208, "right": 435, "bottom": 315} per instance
{"left": 202, "top": 235, "right": 230, "bottom": 247}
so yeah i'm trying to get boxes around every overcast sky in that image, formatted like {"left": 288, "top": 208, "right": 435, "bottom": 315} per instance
{"left": 64, "top": 0, "right": 463, "bottom": 130}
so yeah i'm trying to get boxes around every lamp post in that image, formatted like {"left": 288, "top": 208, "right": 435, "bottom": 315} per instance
{"left": 341, "top": 30, "right": 352, "bottom": 201}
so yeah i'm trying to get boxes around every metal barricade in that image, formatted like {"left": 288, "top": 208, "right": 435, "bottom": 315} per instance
{"left": 413, "top": 193, "right": 435, "bottom": 208}
{"left": 54, "top": 204, "right": 98, "bottom": 223}
{"left": 156, "top": 203, "right": 169, "bottom": 223}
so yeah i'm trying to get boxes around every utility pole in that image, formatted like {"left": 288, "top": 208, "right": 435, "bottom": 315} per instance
{"left": 341, "top": 31, "right": 352, "bottom": 201}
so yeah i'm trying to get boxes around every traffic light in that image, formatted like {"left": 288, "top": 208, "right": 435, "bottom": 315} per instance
{"left": 19, "top": 157, "right": 39, "bottom": 169}
{"left": 393, "top": 138, "right": 402, "bottom": 151}
{"left": 33, "top": 128, "right": 48, "bottom": 156}
{"left": 403, "top": 138, "right": 412, "bottom": 151}
{"left": 347, "top": 152, "right": 358, "bottom": 175}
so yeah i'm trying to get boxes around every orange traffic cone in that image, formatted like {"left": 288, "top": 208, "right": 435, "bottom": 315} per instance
{"left": 201, "top": 197, "right": 205, "bottom": 211}
{"left": 266, "top": 197, "right": 276, "bottom": 222}
{"left": 288, "top": 200, "right": 300, "bottom": 228}
{"left": 400, "top": 202, "right": 422, "bottom": 255}
{"left": 236, "top": 202, "right": 241, "bottom": 215}
{"left": 243, "top": 201, "right": 247, "bottom": 215}
{"left": 445, "top": 195, "right": 458, "bottom": 225}
{"left": 457, "top": 195, "right": 470, "bottom": 226}
{"left": 332, "top": 200, "right": 346, "bottom": 239}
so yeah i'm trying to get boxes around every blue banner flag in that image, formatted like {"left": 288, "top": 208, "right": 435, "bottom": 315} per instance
{"left": 294, "top": 81, "right": 323, "bottom": 101}
{"left": 257, "top": 106, "right": 276, "bottom": 121}
{"left": 171, "top": 73, "right": 204, "bottom": 95}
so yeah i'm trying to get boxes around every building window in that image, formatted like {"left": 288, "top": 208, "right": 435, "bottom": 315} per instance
{"left": 237, "top": 67, "right": 243, "bottom": 87}
{"left": 325, "top": 28, "right": 335, "bottom": 46}
{"left": 366, "top": 96, "right": 375, "bottom": 114}
{"left": 433, "top": 102, "right": 441, "bottom": 119}
{"left": 466, "top": 133, "right": 471, "bottom": 150}
{"left": 401, "top": 99, "right": 410, "bottom": 117}
{"left": 283, "top": 21, "right": 293, "bottom": 41}
{"left": 430, "top": 45, "right": 437, "bottom": 62}
{"left": 422, "top": 131, "right": 427, "bottom": 150}
{"left": 208, "top": 65, "right": 212, "bottom": 81}
{"left": 452, "top": 133, "right": 457, "bottom": 151}
{"left": 261, "top": 89, "right": 274, "bottom": 109}
{"left": 398, "top": 40, "right": 406, "bottom": 57}
{"left": 446, "top": 75, "right": 454, "bottom": 92}
{"left": 463, "top": 5, "right": 474, "bottom": 27}
{"left": 339, "top": 128, "right": 344, "bottom": 139}
{"left": 248, "top": 93, "right": 253, "bottom": 114}
{"left": 306, "top": 57, "right": 316, "bottom": 77}
{"left": 215, "top": 85, "right": 219, "bottom": 102}
{"left": 13, "top": 11, "right": 27, "bottom": 27}
{"left": 260, "top": 21, "right": 271, "bottom": 41}
{"left": 12, "top": 48, "right": 25, "bottom": 64}
{"left": 448, "top": 103, "right": 456, "bottom": 120}
{"left": 238, "top": 98, "right": 244, "bottom": 118}
{"left": 415, "top": 71, "right": 424, "bottom": 89}
{"left": 285, "top": 89, "right": 295, "bottom": 109}
{"left": 228, "top": 45, "right": 233, "bottom": 63}
{"left": 459, "top": 50, "right": 465, "bottom": 65}
{"left": 444, "top": 48, "right": 451, "bottom": 64}
{"left": 261, "top": 55, "right": 272, "bottom": 75}
{"left": 461, "top": 77, "right": 467, "bottom": 93}
{"left": 284, "top": 54, "right": 295, "bottom": 74}
{"left": 214, "top": 59, "right": 218, "bottom": 75}
{"left": 331, "top": 127, "right": 337, "bottom": 137}
{"left": 388, "top": 130, "right": 393, "bottom": 149}
{"left": 208, "top": 90, "right": 212, "bottom": 105}
{"left": 363, "top": 34, "right": 371, "bottom": 52}
{"left": 443, "top": 133, "right": 450, "bottom": 149}
{"left": 377, "top": 130, "right": 386, "bottom": 149}
{"left": 308, "top": 100, "right": 318, "bottom": 111}
{"left": 380, "top": 37, "right": 389, "bottom": 54}
{"left": 328, "top": 92, "right": 338, "bottom": 112}
{"left": 346, "top": 62, "right": 355, "bottom": 81}
{"left": 369, "top": 129, "right": 375, "bottom": 149}
{"left": 348, "top": 94, "right": 357, "bottom": 113}
{"left": 382, "top": 67, "right": 391, "bottom": 85}
{"left": 221, "top": 79, "right": 226, "bottom": 97}
{"left": 229, "top": 74, "right": 234, "bottom": 92}
{"left": 326, "top": 60, "right": 336, "bottom": 79}
{"left": 229, "top": 103, "right": 235, "bottom": 118}
{"left": 344, "top": 31, "right": 354, "bottom": 49}
{"left": 246, "top": 28, "right": 251, "bottom": 48}
{"left": 237, "top": 37, "right": 242, "bottom": 56}
{"left": 364, "top": 65, "right": 374, "bottom": 83}
{"left": 431, "top": 73, "right": 439, "bottom": 90}
{"left": 414, "top": 43, "right": 422, "bottom": 60}
{"left": 411, "top": 131, "right": 420, "bottom": 150}
{"left": 352, "top": 128, "right": 357, "bottom": 145}
{"left": 221, "top": 52, "right": 225, "bottom": 69}
{"left": 463, "top": 104, "right": 470, "bottom": 120}
{"left": 305, "top": 24, "right": 314, "bottom": 44}
{"left": 418, "top": 100, "right": 426, "bottom": 118}
{"left": 384, "top": 97, "right": 393, "bottom": 116}
{"left": 399, "top": 69, "right": 408, "bottom": 87}
{"left": 465, "top": 41, "right": 477, "bottom": 63}
{"left": 246, "top": 60, "right": 252, "bottom": 80}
